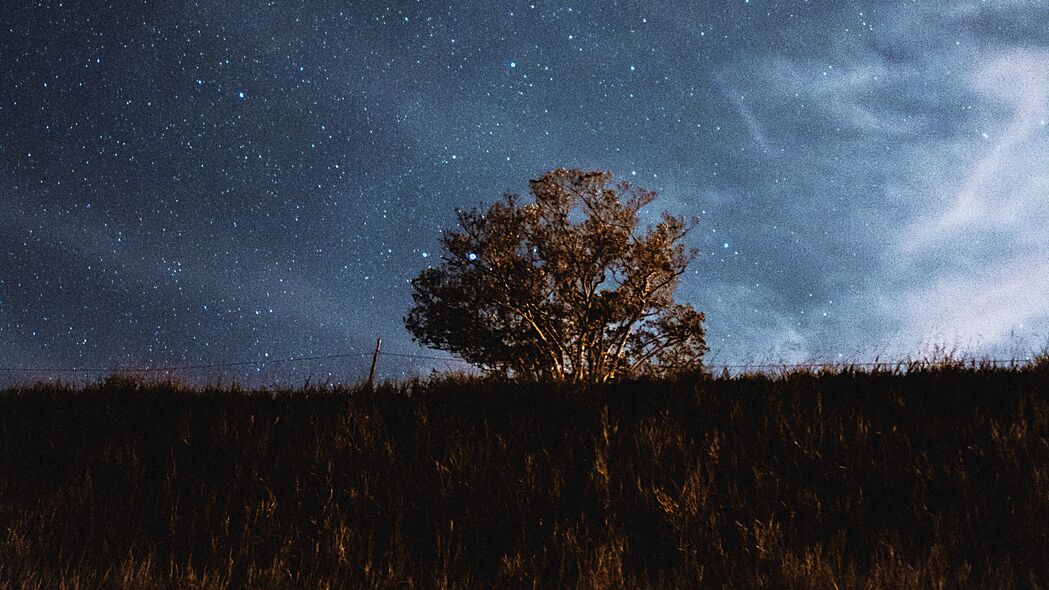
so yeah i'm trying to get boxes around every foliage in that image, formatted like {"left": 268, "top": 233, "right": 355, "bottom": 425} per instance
{"left": 2, "top": 366, "right": 1049, "bottom": 588}
{"left": 405, "top": 168, "right": 707, "bottom": 383}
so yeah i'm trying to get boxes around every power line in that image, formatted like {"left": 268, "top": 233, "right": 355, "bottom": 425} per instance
{"left": 0, "top": 352, "right": 1038, "bottom": 375}
{"left": 0, "top": 352, "right": 373, "bottom": 373}
{"left": 710, "top": 358, "right": 1034, "bottom": 370}
{"left": 379, "top": 351, "right": 472, "bottom": 362}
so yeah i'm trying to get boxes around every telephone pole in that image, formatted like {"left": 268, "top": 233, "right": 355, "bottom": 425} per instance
{"left": 368, "top": 337, "right": 382, "bottom": 388}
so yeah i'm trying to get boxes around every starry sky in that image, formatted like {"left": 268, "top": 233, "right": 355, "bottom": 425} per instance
{"left": 3, "top": 1, "right": 1049, "bottom": 383}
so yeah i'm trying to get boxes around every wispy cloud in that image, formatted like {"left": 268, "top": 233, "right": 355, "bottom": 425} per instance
{"left": 706, "top": 1, "right": 1049, "bottom": 358}
{"left": 899, "top": 50, "right": 1049, "bottom": 253}
{"left": 887, "top": 48, "right": 1049, "bottom": 350}
{"left": 714, "top": 74, "right": 773, "bottom": 153}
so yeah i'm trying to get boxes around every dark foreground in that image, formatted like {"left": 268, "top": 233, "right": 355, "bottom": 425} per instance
{"left": 2, "top": 366, "right": 1049, "bottom": 589}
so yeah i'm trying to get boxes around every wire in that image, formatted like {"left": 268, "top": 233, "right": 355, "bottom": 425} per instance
{"left": 0, "top": 352, "right": 374, "bottom": 373}
{"left": 710, "top": 358, "right": 1033, "bottom": 370}
{"left": 379, "top": 351, "right": 472, "bottom": 363}
{"left": 0, "top": 352, "right": 1036, "bottom": 374}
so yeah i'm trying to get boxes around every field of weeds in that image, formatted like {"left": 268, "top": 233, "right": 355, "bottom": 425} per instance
{"left": 2, "top": 365, "right": 1048, "bottom": 588}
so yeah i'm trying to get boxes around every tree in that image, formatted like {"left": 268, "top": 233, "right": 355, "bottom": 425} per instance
{"left": 405, "top": 168, "right": 707, "bottom": 383}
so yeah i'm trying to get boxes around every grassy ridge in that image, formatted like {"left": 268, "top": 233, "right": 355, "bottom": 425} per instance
{"left": 2, "top": 366, "right": 1048, "bottom": 588}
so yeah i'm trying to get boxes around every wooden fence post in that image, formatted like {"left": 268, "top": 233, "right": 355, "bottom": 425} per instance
{"left": 368, "top": 338, "right": 382, "bottom": 388}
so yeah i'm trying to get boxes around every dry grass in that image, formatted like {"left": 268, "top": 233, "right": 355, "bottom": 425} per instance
{"left": 2, "top": 363, "right": 1049, "bottom": 588}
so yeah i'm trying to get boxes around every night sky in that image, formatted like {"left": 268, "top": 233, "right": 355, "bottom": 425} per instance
{"left": 3, "top": 1, "right": 1049, "bottom": 383}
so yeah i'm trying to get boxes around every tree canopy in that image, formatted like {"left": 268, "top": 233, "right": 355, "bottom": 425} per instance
{"left": 405, "top": 168, "right": 707, "bottom": 383}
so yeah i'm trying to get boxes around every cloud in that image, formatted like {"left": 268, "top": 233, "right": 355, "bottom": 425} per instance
{"left": 707, "top": 1, "right": 1049, "bottom": 359}
{"left": 884, "top": 47, "right": 1049, "bottom": 350}
{"left": 714, "top": 74, "right": 773, "bottom": 153}
{"left": 685, "top": 279, "right": 816, "bottom": 367}
{"left": 898, "top": 49, "right": 1049, "bottom": 253}
{"left": 774, "top": 57, "right": 928, "bottom": 137}
{"left": 886, "top": 258, "right": 1049, "bottom": 352}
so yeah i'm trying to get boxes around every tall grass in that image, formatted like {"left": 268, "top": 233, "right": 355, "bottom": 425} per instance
{"left": 2, "top": 363, "right": 1048, "bottom": 588}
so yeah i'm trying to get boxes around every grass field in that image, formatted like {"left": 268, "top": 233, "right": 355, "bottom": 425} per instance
{"left": 2, "top": 363, "right": 1048, "bottom": 588}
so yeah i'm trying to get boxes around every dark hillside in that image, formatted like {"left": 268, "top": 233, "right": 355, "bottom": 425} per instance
{"left": 2, "top": 366, "right": 1048, "bottom": 588}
